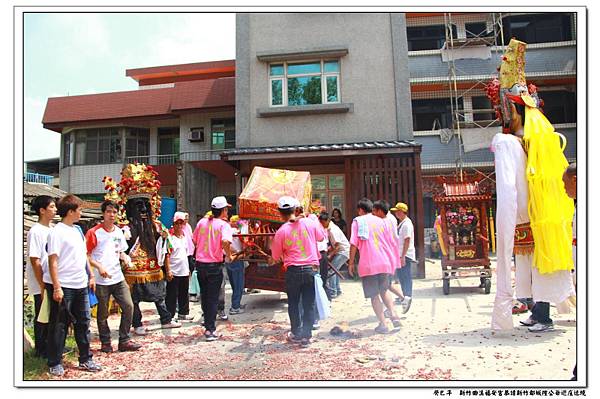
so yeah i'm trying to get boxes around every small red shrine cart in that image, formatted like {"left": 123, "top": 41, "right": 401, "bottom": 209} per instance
{"left": 234, "top": 166, "right": 343, "bottom": 292}
{"left": 434, "top": 179, "right": 492, "bottom": 295}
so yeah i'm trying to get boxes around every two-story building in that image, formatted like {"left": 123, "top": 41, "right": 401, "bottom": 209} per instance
{"left": 227, "top": 13, "right": 426, "bottom": 277}
{"left": 42, "top": 60, "right": 239, "bottom": 221}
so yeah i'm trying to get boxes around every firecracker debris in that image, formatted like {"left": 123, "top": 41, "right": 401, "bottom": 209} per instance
{"left": 43, "top": 260, "right": 576, "bottom": 381}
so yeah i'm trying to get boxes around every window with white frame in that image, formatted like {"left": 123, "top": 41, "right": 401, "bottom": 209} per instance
{"left": 269, "top": 60, "right": 341, "bottom": 107}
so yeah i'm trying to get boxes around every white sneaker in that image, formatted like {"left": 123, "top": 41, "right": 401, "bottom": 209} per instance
{"left": 48, "top": 364, "right": 65, "bottom": 376}
{"left": 401, "top": 296, "right": 412, "bottom": 314}
{"left": 528, "top": 322, "right": 554, "bottom": 332}
{"left": 519, "top": 316, "right": 537, "bottom": 327}
{"left": 218, "top": 310, "right": 229, "bottom": 321}
{"left": 161, "top": 320, "right": 182, "bottom": 329}
{"left": 134, "top": 327, "right": 147, "bottom": 336}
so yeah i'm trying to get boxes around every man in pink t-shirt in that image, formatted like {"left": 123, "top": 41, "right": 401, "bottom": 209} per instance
{"left": 348, "top": 198, "right": 401, "bottom": 334}
{"left": 270, "top": 196, "right": 325, "bottom": 346}
{"left": 192, "top": 196, "right": 234, "bottom": 341}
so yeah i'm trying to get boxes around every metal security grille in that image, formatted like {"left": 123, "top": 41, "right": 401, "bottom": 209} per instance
{"left": 347, "top": 153, "right": 425, "bottom": 278}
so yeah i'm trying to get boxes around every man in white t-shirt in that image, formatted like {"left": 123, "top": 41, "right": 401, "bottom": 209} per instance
{"left": 319, "top": 212, "right": 350, "bottom": 298}
{"left": 45, "top": 194, "right": 101, "bottom": 376}
{"left": 182, "top": 212, "right": 198, "bottom": 302}
{"left": 385, "top": 204, "right": 399, "bottom": 239}
{"left": 26, "top": 195, "right": 56, "bottom": 359}
{"left": 226, "top": 215, "right": 246, "bottom": 314}
{"left": 159, "top": 213, "right": 191, "bottom": 322}
{"left": 86, "top": 200, "right": 141, "bottom": 353}
{"left": 314, "top": 212, "right": 332, "bottom": 303}
{"left": 391, "top": 202, "right": 417, "bottom": 314}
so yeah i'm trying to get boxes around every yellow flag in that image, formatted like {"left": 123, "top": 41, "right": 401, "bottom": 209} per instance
{"left": 523, "top": 107, "right": 575, "bottom": 274}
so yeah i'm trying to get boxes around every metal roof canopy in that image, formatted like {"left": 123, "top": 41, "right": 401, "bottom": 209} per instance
{"left": 221, "top": 140, "right": 422, "bottom": 161}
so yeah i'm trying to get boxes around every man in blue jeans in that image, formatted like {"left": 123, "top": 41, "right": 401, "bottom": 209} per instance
{"left": 226, "top": 215, "right": 245, "bottom": 314}
{"left": 391, "top": 202, "right": 417, "bottom": 314}
{"left": 45, "top": 194, "right": 101, "bottom": 376}
{"left": 270, "top": 197, "right": 325, "bottom": 346}
{"left": 318, "top": 212, "right": 350, "bottom": 298}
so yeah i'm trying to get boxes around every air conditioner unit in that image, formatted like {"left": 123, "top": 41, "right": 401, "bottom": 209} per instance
{"left": 188, "top": 127, "right": 204, "bottom": 142}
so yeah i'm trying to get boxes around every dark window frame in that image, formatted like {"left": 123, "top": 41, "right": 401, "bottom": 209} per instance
{"left": 211, "top": 118, "right": 236, "bottom": 150}
{"left": 465, "top": 22, "right": 489, "bottom": 39}
{"left": 502, "top": 13, "right": 573, "bottom": 44}
{"left": 471, "top": 96, "right": 496, "bottom": 122}
{"left": 411, "top": 98, "right": 463, "bottom": 131}
{"left": 407, "top": 24, "right": 458, "bottom": 51}
{"left": 125, "top": 128, "right": 150, "bottom": 159}
{"left": 539, "top": 90, "right": 576, "bottom": 124}
{"left": 61, "top": 132, "right": 74, "bottom": 168}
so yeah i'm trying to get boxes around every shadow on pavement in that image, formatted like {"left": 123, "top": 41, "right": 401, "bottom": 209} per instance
{"left": 416, "top": 284, "right": 490, "bottom": 298}
{"left": 421, "top": 326, "right": 568, "bottom": 348}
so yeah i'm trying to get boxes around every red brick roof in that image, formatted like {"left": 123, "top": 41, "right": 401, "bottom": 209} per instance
{"left": 171, "top": 78, "right": 235, "bottom": 111}
{"left": 42, "top": 77, "right": 235, "bottom": 131}
{"left": 43, "top": 87, "right": 174, "bottom": 127}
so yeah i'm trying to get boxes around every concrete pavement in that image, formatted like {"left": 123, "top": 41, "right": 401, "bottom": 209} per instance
{"left": 51, "top": 259, "right": 577, "bottom": 381}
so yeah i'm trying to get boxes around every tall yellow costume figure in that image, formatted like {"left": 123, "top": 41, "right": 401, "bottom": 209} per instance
{"left": 487, "top": 39, "right": 575, "bottom": 331}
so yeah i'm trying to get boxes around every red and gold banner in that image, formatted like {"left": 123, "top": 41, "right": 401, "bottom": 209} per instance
{"left": 514, "top": 222, "right": 535, "bottom": 255}
{"left": 239, "top": 167, "right": 312, "bottom": 223}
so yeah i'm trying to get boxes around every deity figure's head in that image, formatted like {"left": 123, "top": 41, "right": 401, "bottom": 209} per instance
{"left": 124, "top": 195, "right": 157, "bottom": 258}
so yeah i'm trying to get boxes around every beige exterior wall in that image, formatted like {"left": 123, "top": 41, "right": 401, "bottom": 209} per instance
{"left": 59, "top": 163, "right": 123, "bottom": 194}
{"left": 179, "top": 111, "right": 235, "bottom": 157}
{"left": 237, "top": 13, "right": 411, "bottom": 148}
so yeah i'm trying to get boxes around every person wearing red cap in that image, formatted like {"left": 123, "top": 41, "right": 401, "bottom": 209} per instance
{"left": 192, "top": 196, "right": 234, "bottom": 341}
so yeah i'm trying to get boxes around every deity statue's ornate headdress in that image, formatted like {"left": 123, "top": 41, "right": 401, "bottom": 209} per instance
{"left": 103, "top": 163, "right": 162, "bottom": 225}
{"left": 485, "top": 38, "right": 543, "bottom": 133}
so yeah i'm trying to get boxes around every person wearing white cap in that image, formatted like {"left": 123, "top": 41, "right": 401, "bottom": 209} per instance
{"left": 180, "top": 212, "right": 198, "bottom": 301}
{"left": 269, "top": 196, "right": 325, "bottom": 346}
{"left": 191, "top": 196, "right": 234, "bottom": 341}
{"left": 158, "top": 212, "right": 192, "bottom": 322}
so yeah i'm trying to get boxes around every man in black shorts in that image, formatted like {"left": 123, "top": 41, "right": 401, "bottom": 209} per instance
{"left": 348, "top": 199, "right": 401, "bottom": 333}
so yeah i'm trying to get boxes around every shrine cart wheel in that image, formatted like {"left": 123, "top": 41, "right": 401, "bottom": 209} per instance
{"left": 483, "top": 278, "right": 491, "bottom": 294}
{"left": 442, "top": 278, "right": 450, "bottom": 295}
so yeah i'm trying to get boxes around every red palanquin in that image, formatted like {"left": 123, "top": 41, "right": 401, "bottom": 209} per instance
{"left": 239, "top": 166, "right": 312, "bottom": 223}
